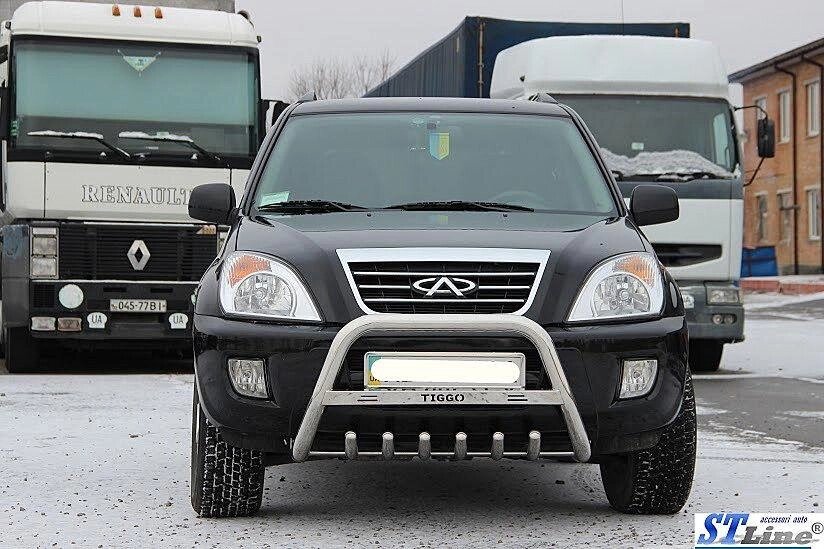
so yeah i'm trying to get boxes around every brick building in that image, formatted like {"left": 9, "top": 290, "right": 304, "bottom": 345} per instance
{"left": 730, "top": 39, "right": 824, "bottom": 274}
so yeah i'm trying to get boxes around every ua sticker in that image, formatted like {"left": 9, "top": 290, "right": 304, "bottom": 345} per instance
{"left": 429, "top": 132, "right": 450, "bottom": 160}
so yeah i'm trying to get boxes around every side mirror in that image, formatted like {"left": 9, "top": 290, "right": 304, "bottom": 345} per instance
{"left": 270, "top": 100, "right": 289, "bottom": 126}
{"left": 188, "top": 183, "right": 236, "bottom": 224}
{"left": 757, "top": 117, "right": 776, "bottom": 158}
{"left": 630, "top": 185, "right": 679, "bottom": 226}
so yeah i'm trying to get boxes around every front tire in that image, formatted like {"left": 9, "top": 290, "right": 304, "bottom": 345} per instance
{"left": 599, "top": 372, "right": 697, "bottom": 514}
{"left": 190, "top": 385, "right": 265, "bottom": 517}
{"left": 4, "top": 327, "right": 41, "bottom": 373}
{"left": 689, "top": 340, "right": 723, "bottom": 372}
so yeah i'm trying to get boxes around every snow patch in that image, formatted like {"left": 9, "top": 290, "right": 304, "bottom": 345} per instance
{"left": 601, "top": 148, "right": 734, "bottom": 179}
{"left": 118, "top": 131, "right": 194, "bottom": 143}
{"left": 28, "top": 130, "right": 104, "bottom": 140}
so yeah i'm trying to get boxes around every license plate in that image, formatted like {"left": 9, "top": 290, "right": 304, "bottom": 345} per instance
{"left": 364, "top": 352, "right": 526, "bottom": 390}
{"left": 109, "top": 299, "right": 167, "bottom": 313}
{"left": 682, "top": 293, "right": 695, "bottom": 309}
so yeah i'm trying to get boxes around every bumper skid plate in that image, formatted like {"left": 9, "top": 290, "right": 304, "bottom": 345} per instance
{"left": 292, "top": 314, "right": 592, "bottom": 462}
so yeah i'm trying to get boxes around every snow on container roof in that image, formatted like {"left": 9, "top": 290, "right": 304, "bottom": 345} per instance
{"left": 10, "top": 1, "right": 258, "bottom": 47}
{"left": 491, "top": 35, "right": 729, "bottom": 100}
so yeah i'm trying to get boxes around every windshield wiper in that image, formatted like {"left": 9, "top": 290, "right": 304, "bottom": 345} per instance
{"left": 28, "top": 130, "right": 131, "bottom": 160}
{"left": 257, "top": 200, "right": 369, "bottom": 214}
{"left": 118, "top": 132, "right": 223, "bottom": 164}
{"left": 383, "top": 200, "right": 534, "bottom": 212}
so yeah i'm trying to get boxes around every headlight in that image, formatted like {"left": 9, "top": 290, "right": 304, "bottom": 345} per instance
{"left": 219, "top": 251, "right": 321, "bottom": 321}
{"left": 31, "top": 256, "right": 58, "bottom": 278}
{"left": 568, "top": 252, "right": 664, "bottom": 322}
{"left": 32, "top": 235, "right": 57, "bottom": 256}
{"left": 706, "top": 286, "right": 740, "bottom": 304}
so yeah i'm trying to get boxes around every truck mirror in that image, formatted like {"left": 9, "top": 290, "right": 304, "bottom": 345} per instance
{"left": 189, "top": 183, "right": 236, "bottom": 225}
{"left": 630, "top": 185, "right": 679, "bottom": 226}
{"left": 270, "top": 100, "right": 289, "bottom": 127}
{"left": 757, "top": 117, "right": 775, "bottom": 158}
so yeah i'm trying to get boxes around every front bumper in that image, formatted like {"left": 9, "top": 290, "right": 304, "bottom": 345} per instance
{"left": 194, "top": 312, "right": 688, "bottom": 461}
{"left": 678, "top": 283, "right": 744, "bottom": 342}
{"left": 28, "top": 280, "right": 196, "bottom": 341}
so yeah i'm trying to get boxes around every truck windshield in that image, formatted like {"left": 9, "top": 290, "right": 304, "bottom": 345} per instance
{"left": 558, "top": 95, "right": 737, "bottom": 180}
{"left": 11, "top": 38, "right": 259, "bottom": 165}
{"left": 253, "top": 112, "right": 617, "bottom": 215}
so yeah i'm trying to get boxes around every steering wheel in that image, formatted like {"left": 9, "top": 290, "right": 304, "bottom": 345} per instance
{"left": 488, "top": 190, "right": 549, "bottom": 209}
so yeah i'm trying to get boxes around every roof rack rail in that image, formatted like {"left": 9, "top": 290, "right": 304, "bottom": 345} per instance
{"left": 296, "top": 91, "right": 318, "bottom": 103}
{"left": 527, "top": 92, "right": 558, "bottom": 104}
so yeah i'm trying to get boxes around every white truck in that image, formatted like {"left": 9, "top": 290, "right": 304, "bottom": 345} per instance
{"left": 491, "top": 36, "right": 774, "bottom": 371}
{"left": 0, "top": 1, "right": 266, "bottom": 371}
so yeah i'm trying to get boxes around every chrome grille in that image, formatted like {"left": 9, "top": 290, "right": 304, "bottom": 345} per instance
{"left": 348, "top": 261, "right": 539, "bottom": 313}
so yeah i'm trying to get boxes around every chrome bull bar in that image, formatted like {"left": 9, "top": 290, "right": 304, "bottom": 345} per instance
{"left": 292, "top": 314, "right": 592, "bottom": 463}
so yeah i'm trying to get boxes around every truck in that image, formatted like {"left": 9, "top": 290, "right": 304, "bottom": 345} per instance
{"left": 367, "top": 19, "right": 770, "bottom": 371}
{"left": 490, "top": 35, "right": 773, "bottom": 371}
{"left": 0, "top": 1, "right": 267, "bottom": 372}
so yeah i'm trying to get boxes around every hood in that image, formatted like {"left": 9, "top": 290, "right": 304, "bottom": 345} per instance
{"left": 228, "top": 212, "right": 647, "bottom": 324}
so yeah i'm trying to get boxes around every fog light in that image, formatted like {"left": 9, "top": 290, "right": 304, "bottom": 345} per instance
{"left": 31, "top": 256, "right": 57, "bottom": 278}
{"left": 31, "top": 316, "right": 55, "bottom": 331}
{"left": 57, "top": 317, "right": 82, "bottom": 332}
{"left": 707, "top": 287, "right": 740, "bottom": 304}
{"left": 228, "top": 358, "right": 268, "bottom": 398}
{"left": 711, "top": 314, "right": 724, "bottom": 325}
{"left": 723, "top": 314, "right": 736, "bottom": 324}
{"left": 58, "top": 284, "right": 84, "bottom": 309}
{"left": 620, "top": 359, "right": 657, "bottom": 399}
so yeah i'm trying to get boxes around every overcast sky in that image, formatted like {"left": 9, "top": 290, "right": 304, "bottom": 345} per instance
{"left": 236, "top": 0, "right": 824, "bottom": 103}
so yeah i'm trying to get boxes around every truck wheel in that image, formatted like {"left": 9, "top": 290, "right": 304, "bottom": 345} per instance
{"left": 599, "top": 372, "right": 696, "bottom": 514}
{"left": 190, "top": 385, "right": 265, "bottom": 518}
{"left": 689, "top": 340, "right": 723, "bottom": 372}
{"left": 4, "top": 327, "right": 41, "bottom": 373}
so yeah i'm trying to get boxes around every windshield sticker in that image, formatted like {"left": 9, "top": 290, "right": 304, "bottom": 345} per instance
{"left": 631, "top": 142, "right": 645, "bottom": 151}
{"left": 118, "top": 50, "right": 161, "bottom": 74}
{"left": 261, "top": 191, "right": 290, "bottom": 205}
{"left": 429, "top": 132, "right": 450, "bottom": 160}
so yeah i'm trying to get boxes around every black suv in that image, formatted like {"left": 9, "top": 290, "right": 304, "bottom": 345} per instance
{"left": 187, "top": 97, "right": 695, "bottom": 517}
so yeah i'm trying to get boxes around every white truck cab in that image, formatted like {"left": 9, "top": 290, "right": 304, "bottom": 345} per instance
{"left": 492, "top": 35, "right": 762, "bottom": 371}
{"left": 0, "top": 1, "right": 265, "bottom": 371}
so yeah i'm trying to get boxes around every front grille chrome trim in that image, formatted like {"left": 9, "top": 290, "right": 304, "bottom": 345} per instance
{"left": 338, "top": 248, "right": 551, "bottom": 316}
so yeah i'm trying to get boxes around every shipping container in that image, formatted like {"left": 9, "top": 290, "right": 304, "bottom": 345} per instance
{"left": 366, "top": 16, "right": 689, "bottom": 98}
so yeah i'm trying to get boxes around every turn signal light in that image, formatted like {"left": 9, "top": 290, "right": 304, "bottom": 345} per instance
{"left": 154, "top": 7, "right": 163, "bottom": 18}
{"left": 112, "top": 5, "right": 121, "bottom": 16}
{"left": 133, "top": 6, "right": 142, "bottom": 17}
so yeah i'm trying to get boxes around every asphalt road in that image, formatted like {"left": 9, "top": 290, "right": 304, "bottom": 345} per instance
{"left": 1, "top": 296, "right": 823, "bottom": 548}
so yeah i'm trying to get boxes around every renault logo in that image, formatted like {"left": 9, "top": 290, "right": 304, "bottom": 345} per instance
{"left": 412, "top": 276, "right": 477, "bottom": 298}
{"left": 127, "top": 240, "right": 151, "bottom": 271}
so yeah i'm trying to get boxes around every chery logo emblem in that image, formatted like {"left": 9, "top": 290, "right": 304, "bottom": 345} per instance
{"left": 127, "top": 240, "right": 151, "bottom": 271}
{"left": 412, "top": 276, "right": 477, "bottom": 298}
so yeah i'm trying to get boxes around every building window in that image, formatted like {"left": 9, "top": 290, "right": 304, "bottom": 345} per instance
{"left": 807, "top": 81, "right": 820, "bottom": 136}
{"left": 779, "top": 91, "right": 792, "bottom": 142}
{"left": 778, "top": 192, "right": 793, "bottom": 242}
{"left": 757, "top": 194, "right": 769, "bottom": 241}
{"left": 809, "top": 188, "right": 822, "bottom": 239}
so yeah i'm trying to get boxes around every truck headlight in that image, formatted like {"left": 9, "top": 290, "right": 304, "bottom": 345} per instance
{"left": 31, "top": 256, "right": 58, "bottom": 278}
{"left": 568, "top": 252, "right": 664, "bottom": 322}
{"left": 31, "top": 227, "right": 58, "bottom": 279}
{"left": 32, "top": 235, "right": 57, "bottom": 256}
{"left": 219, "top": 251, "right": 321, "bottom": 321}
{"left": 706, "top": 286, "right": 740, "bottom": 304}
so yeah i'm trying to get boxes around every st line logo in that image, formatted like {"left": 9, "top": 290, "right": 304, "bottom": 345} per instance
{"left": 694, "top": 513, "right": 824, "bottom": 548}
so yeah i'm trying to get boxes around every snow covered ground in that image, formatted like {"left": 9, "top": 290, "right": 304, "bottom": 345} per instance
{"left": 1, "top": 298, "right": 822, "bottom": 548}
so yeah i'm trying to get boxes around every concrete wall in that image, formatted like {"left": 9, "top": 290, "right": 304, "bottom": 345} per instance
{"left": 0, "top": 0, "right": 235, "bottom": 21}
{"left": 741, "top": 53, "right": 824, "bottom": 275}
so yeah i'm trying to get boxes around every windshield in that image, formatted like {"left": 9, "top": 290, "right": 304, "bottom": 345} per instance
{"left": 558, "top": 95, "right": 737, "bottom": 179}
{"left": 252, "top": 112, "right": 617, "bottom": 216}
{"left": 11, "top": 38, "right": 260, "bottom": 165}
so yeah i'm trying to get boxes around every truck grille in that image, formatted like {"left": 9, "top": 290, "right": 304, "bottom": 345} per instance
{"left": 59, "top": 223, "right": 216, "bottom": 281}
{"left": 346, "top": 260, "right": 541, "bottom": 314}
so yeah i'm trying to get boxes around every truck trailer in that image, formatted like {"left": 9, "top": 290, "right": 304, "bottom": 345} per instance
{"left": 365, "top": 16, "right": 689, "bottom": 99}
{"left": 0, "top": 1, "right": 266, "bottom": 371}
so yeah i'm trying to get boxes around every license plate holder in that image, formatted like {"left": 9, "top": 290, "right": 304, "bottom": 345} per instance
{"left": 109, "top": 299, "right": 167, "bottom": 313}
{"left": 364, "top": 351, "right": 526, "bottom": 390}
